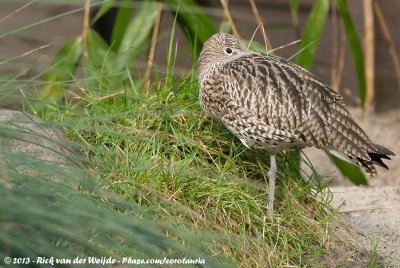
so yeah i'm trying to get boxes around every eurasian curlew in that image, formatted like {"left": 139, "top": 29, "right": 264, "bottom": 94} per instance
{"left": 198, "top": 32, "right": 394, "bottom": 212}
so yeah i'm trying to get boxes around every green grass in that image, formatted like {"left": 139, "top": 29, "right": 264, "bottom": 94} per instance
{"left": 27, "top": 64, "right": 335, "bottom": 266}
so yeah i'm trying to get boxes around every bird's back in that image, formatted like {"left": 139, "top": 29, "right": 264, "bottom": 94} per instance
{"left": 200, "top": 50, "right": 394, "bottom": 174}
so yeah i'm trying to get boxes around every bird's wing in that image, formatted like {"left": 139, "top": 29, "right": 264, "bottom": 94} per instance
{"left": 199, "top": 65, "right": 300, "bottom": 147}
{"left": 219, "top": 52, "right": 376, "bottom": 160}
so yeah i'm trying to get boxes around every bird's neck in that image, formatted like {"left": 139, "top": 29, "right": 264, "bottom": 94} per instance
{"left": 198, "top": 64, "right": 218, "bottom": 85}
{"left": 198, "top": 51, "right": 251, "bottom": 84}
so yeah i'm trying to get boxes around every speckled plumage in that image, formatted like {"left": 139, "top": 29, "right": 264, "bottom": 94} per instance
{"left": 198, "top": 33, "right": 394, "bottom": 210}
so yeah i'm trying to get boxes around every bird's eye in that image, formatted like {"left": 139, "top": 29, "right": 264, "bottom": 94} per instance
{"left": 226, "top": 48, "right": 232, "bottom": 54}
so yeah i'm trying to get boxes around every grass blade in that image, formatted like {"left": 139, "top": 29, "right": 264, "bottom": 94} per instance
{"left": 0, "top": 6, "right": 85, "bottom": 40}
{"left": 296, "top": 0, "right": 329, "bottom": 69}
{"left": 165, "top": 0, "right": 218, "bottom": 54}
{"left": 166, "top": 2, "right": 179, "bottom": 86}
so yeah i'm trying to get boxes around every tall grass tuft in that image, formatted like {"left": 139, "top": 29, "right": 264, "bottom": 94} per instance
{"left": 0, "top": 1, "right": 342, "bottom": 266}
{"left": 2, "top": 68, "right": 334, "bottom": 266}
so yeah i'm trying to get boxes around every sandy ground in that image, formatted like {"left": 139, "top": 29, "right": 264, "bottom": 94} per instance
{"left": 304, "top": 107, "right": 400, "bottom": 266}
{"left": 328, "top": 186, "right": 400, "bottom": 266}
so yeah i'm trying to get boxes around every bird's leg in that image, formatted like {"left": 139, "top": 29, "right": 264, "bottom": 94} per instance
{"left": 267, "top": 153, "right": 277, "bottom": 213}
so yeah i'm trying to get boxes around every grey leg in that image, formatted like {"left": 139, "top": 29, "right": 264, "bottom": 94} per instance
{"left": 267, "top": 153, "right": 277, "bottom": 212}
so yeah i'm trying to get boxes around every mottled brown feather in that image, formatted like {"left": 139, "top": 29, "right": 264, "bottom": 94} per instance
{"left": 198, "top": 33, "right": 394, "bottom": 174}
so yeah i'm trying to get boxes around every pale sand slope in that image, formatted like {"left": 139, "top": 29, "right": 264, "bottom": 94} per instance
{"left": 303, "top": 107, "right": 400, "bottom": 265}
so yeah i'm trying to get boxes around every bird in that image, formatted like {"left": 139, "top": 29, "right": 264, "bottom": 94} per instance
{"left": 197, "top": 32, "right": 394, "bottom": 212}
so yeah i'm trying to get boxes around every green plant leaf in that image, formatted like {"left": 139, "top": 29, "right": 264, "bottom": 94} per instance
{"left": 92, "top": 0, "right": 118, "bottom": 23}
{"left": 118, "top": 0, "right": 159, "bottom": 66}
{"left": 336, "top": 0, "right": 366, "bottom": 108}
{"left": 39, "top": 37, "right": 82, "bottom": 102}
{"left": 332, "top": 0, "right": 367, "bottom": 183}
{"left": 286, "top": 150, "right": 301, "bottom": 177}
{"left": 165, "top": 0, "right": 218, "bottom": 55}
{"left": 85, "top": 29, "right": 124, "bottom": 89}
{"left": 291, "top": 0, "right": 299, "bottom": 13}
{"left": 330, "top": 155, "right": 367, "bottom": 185}
{"left": 219, "top": 21, "right": 231, "bottom": 34}
{"left": 244, "top": 40, "right": 267, "bottom": 54}
{"left": 296, "top": 0, "right": 329, "bottom": 69}
{"left": 85, "top": 29, "right": 113, "bottom": 72}
{"left": 110, "top": 0, "right": 134, "bottom": 51}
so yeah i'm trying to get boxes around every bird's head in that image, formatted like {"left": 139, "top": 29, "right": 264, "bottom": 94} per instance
{"left": 198, "top": 33, "right": 247, "bottom": 83}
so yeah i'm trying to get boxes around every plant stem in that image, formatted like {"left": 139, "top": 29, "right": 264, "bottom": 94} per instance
{"left": 143, "top": 2, "right": 163, "bottom": 91}
{"left": 364, "top": 0, "right": 375, "bottom": 110}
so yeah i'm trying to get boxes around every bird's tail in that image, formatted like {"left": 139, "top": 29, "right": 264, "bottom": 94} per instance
{"left": 316, "top": 99, "right": 396, "bottom": 175}
{"left": 328, "top": 142, "right": 394, "bottom": 175}
{"left": 357, "top": 142, "right": 394, "bottom": 174}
